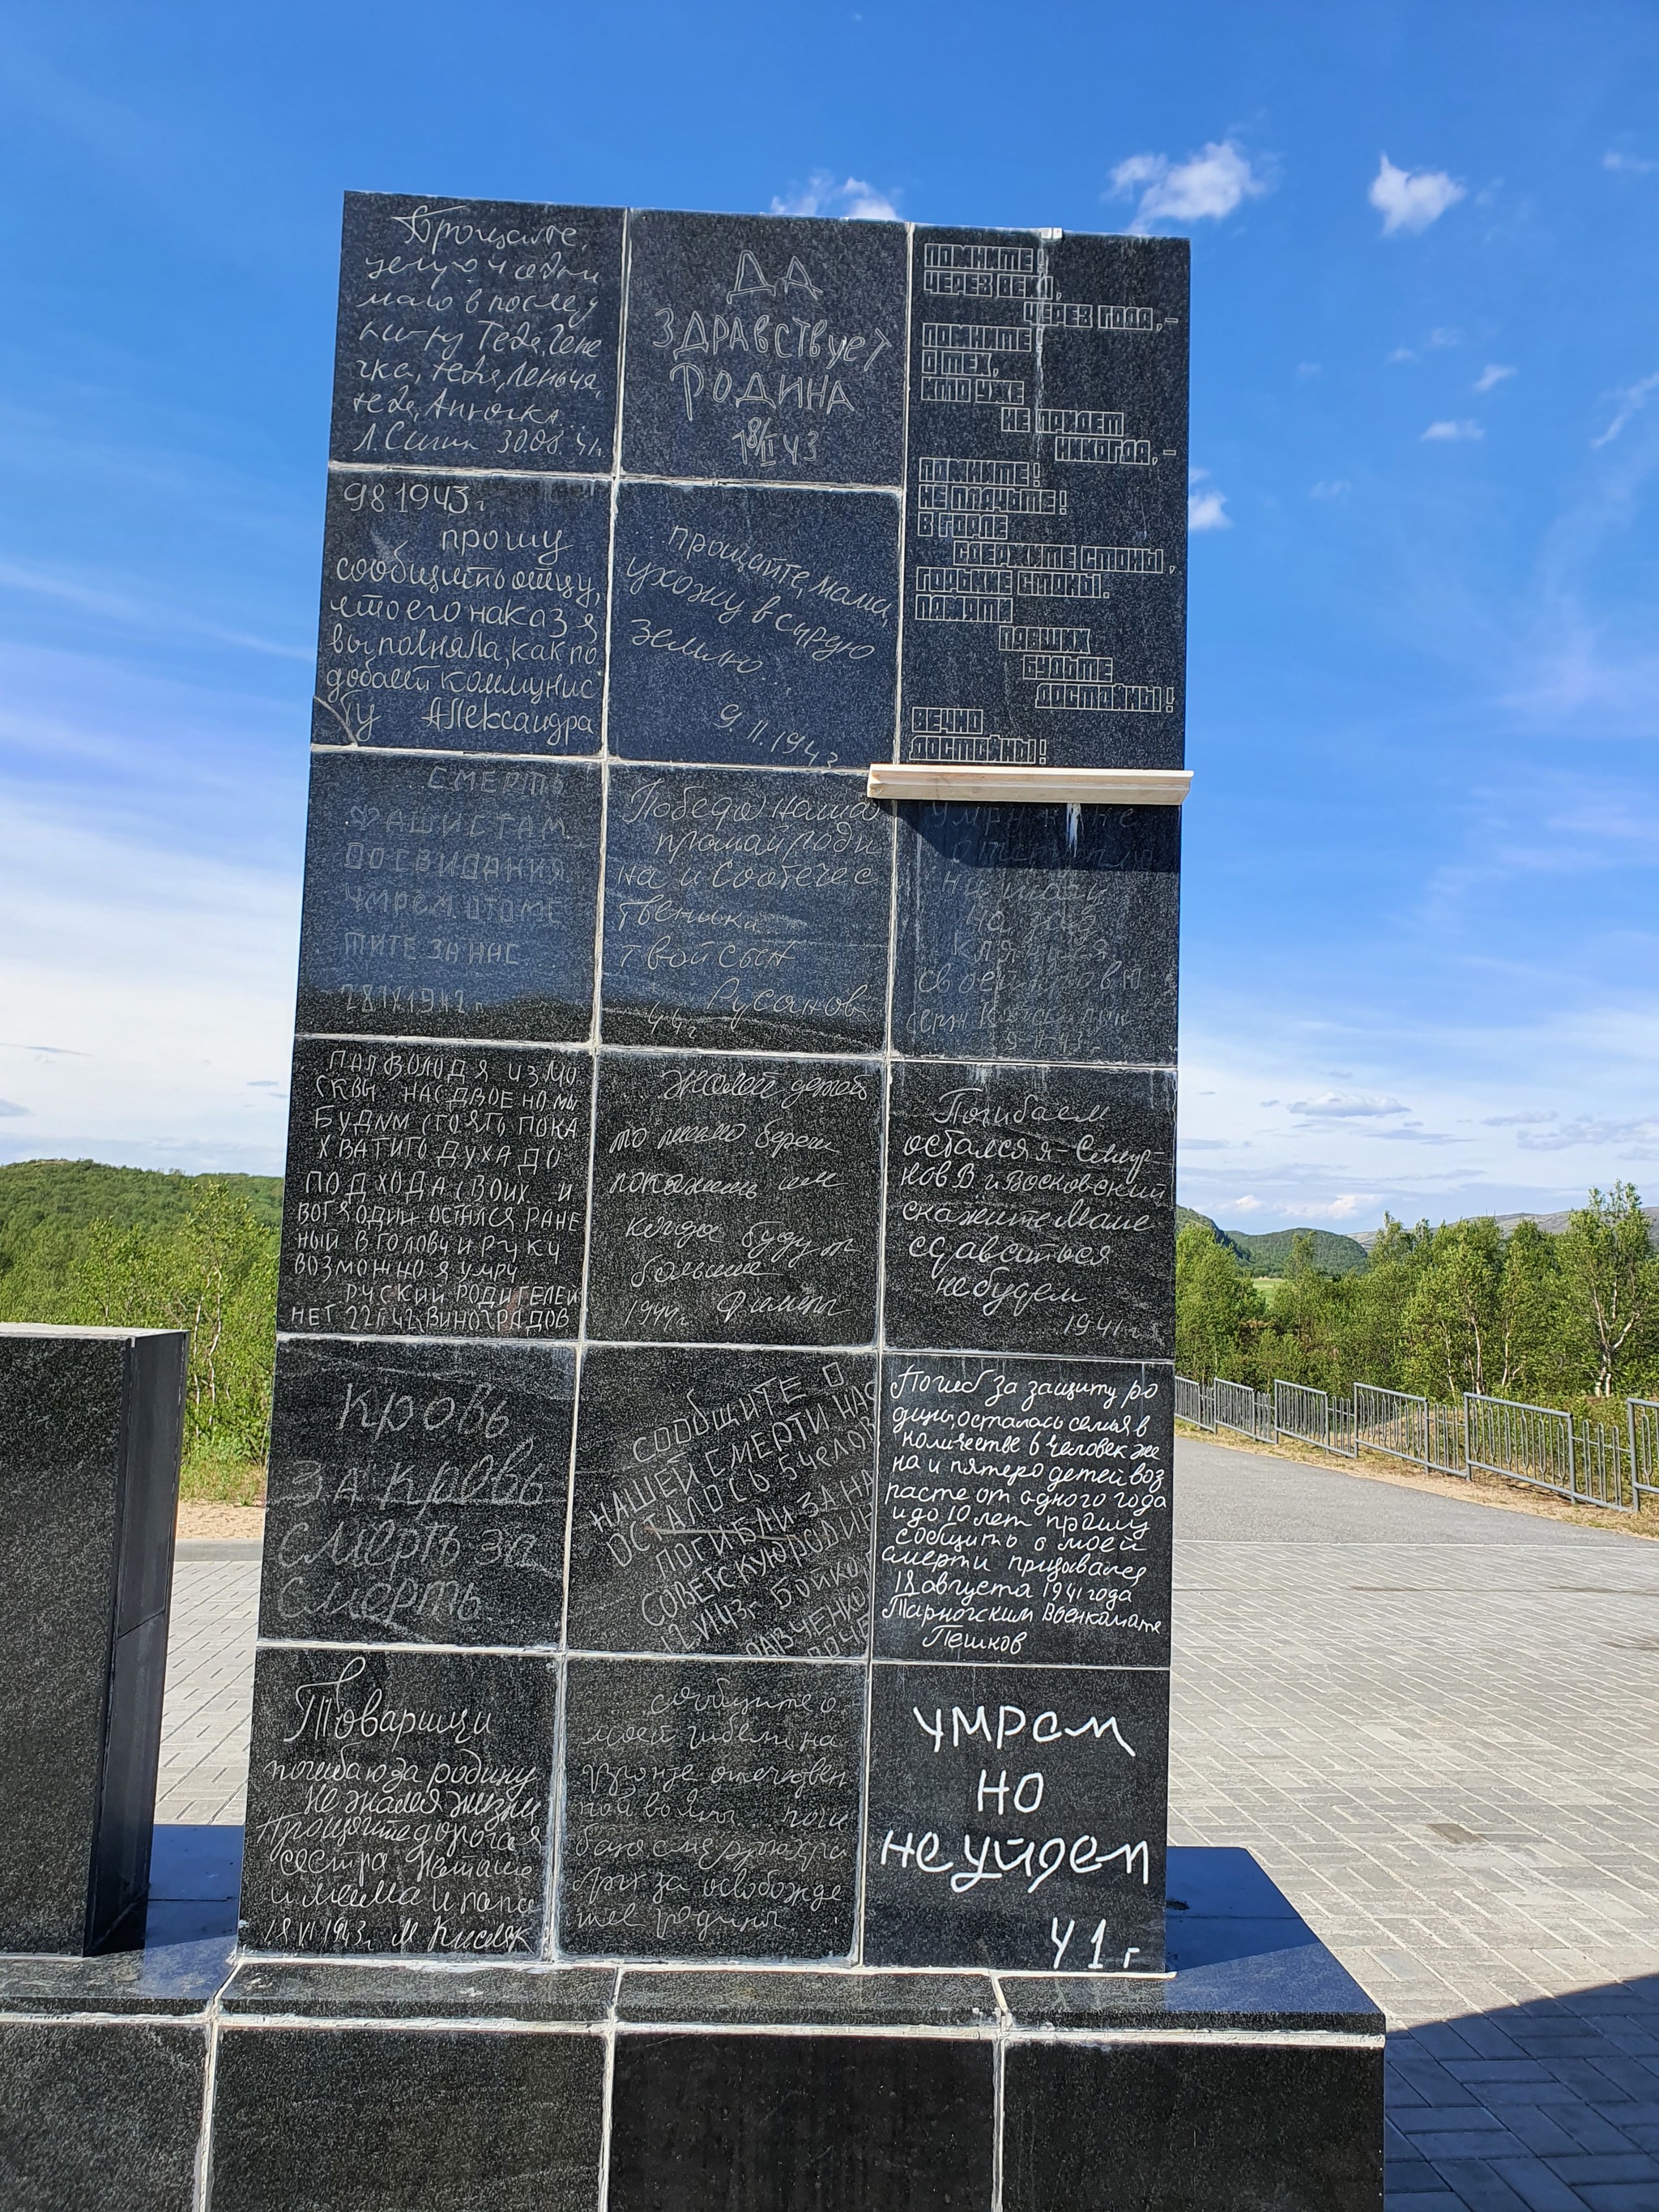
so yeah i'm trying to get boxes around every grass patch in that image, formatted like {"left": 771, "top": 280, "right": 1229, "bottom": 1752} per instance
{"left": 180, "top": 1451, "right": 267, "bottom": 1507}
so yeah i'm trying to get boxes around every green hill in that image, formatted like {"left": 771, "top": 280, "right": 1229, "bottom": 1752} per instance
{"left": 1176, "top": 1204, "right": 1369, "bottom": 1278}
{"left": 0, "top": 1159, "right": 284, "bottom": 1242}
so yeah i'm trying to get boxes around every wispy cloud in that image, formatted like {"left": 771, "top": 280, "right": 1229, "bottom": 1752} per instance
{"left": 1370, "top": 154, "right": 1465, "bottom": 236}
{"left": 1591, "top": 371, "right": 1659, "bottom": 448}
{"left": 1108, "top": 139, "right": 1269, "bottom": 234}
{"left": 1516, "top": 1115, "right": 1659, "bottom": 1153}
{"left": 1229, "top": 1194, "right": 1265, "bottom": 1213}
{"left": 1310, "top": 479, "right": 1352, "bottom": 500}
{"left": 1289, "top": 1093, "right": 1409, "bottom": 1120}
{"left": 770, "top": 173, "right": 899, "bottom": 221}
{"left": 1604, "top": 151, "right": 1659, "bottom": 175}
{"left": 1422, "top": 419, "right": 1484, "bottom": 442}
{"left": 0, "top": 1099, "right": 28, "bottom": 1119}
{"left": 1188, "top": 467, "right": 1231, "bottom": 531}
{"left": 1473, "top": 364, "right": 1517, "bottom": 394}
{"left": 1300, "top": 1192, "right": 1382, "bottom": 1220}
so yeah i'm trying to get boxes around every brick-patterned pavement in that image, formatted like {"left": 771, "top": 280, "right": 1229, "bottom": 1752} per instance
{"left": 156, "top": 1440, "right": 1659, "bottom": 2209}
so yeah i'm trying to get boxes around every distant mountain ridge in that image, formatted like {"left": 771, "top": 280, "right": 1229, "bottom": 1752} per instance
{"left": 1350, "top": 1205, "right": 1659, "bottom": 1251}
{"left": 1175, "top": 1205, "right": 1371, "bottom": 1276}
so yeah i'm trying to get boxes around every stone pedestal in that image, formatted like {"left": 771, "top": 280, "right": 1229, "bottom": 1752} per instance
{"left": 0, "top": 1323, "right": 187, "bottom": 1954}
{"left": 0, "top": 1836, "right": 1382, "bottom": 2212}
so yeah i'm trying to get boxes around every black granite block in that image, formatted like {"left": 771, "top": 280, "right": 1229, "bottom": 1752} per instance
{"left": 0, "top": 1325, "right": 186, "bottom": 1954}
{"left": 892, "top": 802, "right": 1178, "bottom": 1063}
{"left": 862, "top": 1662, "right": 1167, "bottom": 1971}
{"left": 875, "top": 1353, "right": 1171, "bottom": 1668}
{"left": 220, "top": 1958, "right": 616, "bottom": 2021}
{"left": 210, "top": 2023, "right": 605, "bottom": 2212}
{"left": 279, "top": 1038, "right": 590, "bottom": 1339}
{"left": 615, "top": 1965, "right": 1000, "bottom": 2028}
{"left": 904, "top": 227, "right": 1187, "bottom": 772}
{"left": 565, "top": 1347, "right": 875, "bottom": 1658}
{"left": 557, "top": 1657, "right": 864, "bottom": 1958}
{"left": 586, "top": 1051, "right": 881, "bottom": 1345}
{"left": 621, "top": 210, "right": 908, "bottom": 485}
{"left": 600, "top": 765, "right": 891, "bottom": 1052}
{"left": 606, "top": 481, "right": 900, "bottom": 767}
{"left": 239, "top": 1646, "right": 556, "bottom": 1955}
{"left": 883, "top": 1059, "right": 1175, "bottom": 1357}
{"left": 313, "top": 471, "right": 611, "bottom": 753}
{"left": 331, "top": 194, "right": 623, "bottom": 473}
{"left": 1003, "top": 2039, "right": 1385, "bottom": 2212}
{"left": 609, "top": 2031, "right": 994, "bottom": 2212}
{"left": 0, "top": 2019, "right": 206, "bottom": 2212}
{"left": 260, "top": 1338, "right": 576, "bottom": 1646}
{"left": 296, "top": 752, "right": 601, "bottom": 1040}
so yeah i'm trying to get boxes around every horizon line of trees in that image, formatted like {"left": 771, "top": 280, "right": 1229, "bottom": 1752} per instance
{"left": 1177, "top": 1182, "right": 1659, "bottom": 1410}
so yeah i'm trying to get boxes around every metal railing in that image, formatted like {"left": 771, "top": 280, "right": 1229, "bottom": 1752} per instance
{"left": 1178, "top": 1374, "right": 1656, "bottom": 1515}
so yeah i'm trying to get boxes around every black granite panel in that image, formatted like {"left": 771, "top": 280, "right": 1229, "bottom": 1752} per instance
{"left": 331, "top": 193, "right": 623, "bottom": 473}
{"left": 296, "top": 752, "right": 600, "bottom": 1042}
{"left": 557, "top": 1658, "right": 864, "bottom": 1958}
{"left": 586, "top": 1051, "right": 881, "bottom": 1345}
{"left": 279, "top": 1039, "right": 590, "bottom": 1339}
{"left": 1003, "top": 2039, "right": 1385, "bottom": 2212}
{"left": 239, "top": 1647, "right": 556, "bottom": 1955}
{"left": 884, "top": 1060, "right": 1175, "bottom": 1356}
{"left": 600, "top": 765, "right": 890, "bottom": 1052}
{"left": 210, "top": 2024, "right": 605, "bottom": 2212}
{"left": 260, "top": 1339, "right": 576, "bottom": 1646}
{"left": 606, "top": 483, "right": 900, "bottom": 768}
{"left": 862, "top": 1663, "right": 1167, "bottom": 1970}
{"left": 621, "top": 210, "right": 908, "bottom": 485}
{"left": 609, "top": 2031, "right": 993, "bottom": 2212}
{"left": 0, "top": 2020, "right": 206, "bottom": 2212}
{"left": 221, "top": 1959, "right": 616, "bottom": 2020}
{"left": 313, "top": 471, "right": 611, "bottom": 752}
{"left": 875, "top": 1354, "right": 1171, "bottom": 1668}
{"left": 565, "top": 1348, "right": 875, "bottom": 1658}
{"left": 615, "top": 1966, "right": 1000, "bottom": 2028}
{"left": 903, "top": 228, "right": 1187, "bottom": 771}
{"left": 893, "top": 803, "right": 1178, "bottom": 1063}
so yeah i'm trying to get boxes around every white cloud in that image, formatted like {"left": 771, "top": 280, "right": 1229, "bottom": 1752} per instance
{"left": 1591, "top": 371, "right": 1659, "bottom": 448}
{"left": 770, "top": 173, "right": 899, "bottom": 221}
{"left": 1422, "top": 419, "right": 1484, "bottom": 441}
{"left": 1310, "top": 479, "right": 1352, "bottom": 500}
{"left": 1108, "top": 139, "right": 1268, "bottom": 234}
{"left": 1301, "top": 1192, "right": 1383, "bottom": 1220}
{"left": 1604, "top": 151, "right": 1659, "bottom": 175}
{"left": 1290, "top": 1093, "right": 1409, "bottom": 1120}
{"left": 1473, "top": 364, "right": 1517, "bottom": 394}
{"left": 1188, "top": 488, "right": 1230, "bottom": 530}
{"left": 1369, "top": 154, "right": 1465, "bottom": 236}
{"left": 1388, "top": 347, "right": 1418, "bottom": 364}
{"left": 1229, "top": 1194, "right": 1265, "bottom": 1213}
{"left": 0, "top": 1098, "right": 27, "bottom": 1118}
{"left": 1516, "top": 1116, "right": 1659, "bottom": 1153}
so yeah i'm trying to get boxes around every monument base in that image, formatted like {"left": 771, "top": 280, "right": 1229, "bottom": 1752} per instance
{"left": 0, "top": 1838, "right": 1383, "bottom": 2212}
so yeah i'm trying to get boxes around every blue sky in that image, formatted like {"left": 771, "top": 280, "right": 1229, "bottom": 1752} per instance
{"left": 2, "top": 0, "right": 1657, "bottom": 1233}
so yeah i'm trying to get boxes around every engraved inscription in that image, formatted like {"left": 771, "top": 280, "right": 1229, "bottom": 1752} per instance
{"left": 566, "top": 1348, "right": 875, "bottom": 1658}
{"left": 279, "top": 1040, "right": 590, "bottom": 1339}
{"left": 557, "top": 1657, "right": 864, "bottom": 1958}
{"left": 875, "top": 1355, "right": 1171, "bottom": 1667}
{"left": 602, "top": 765, "right": 891, "bottom": 1053}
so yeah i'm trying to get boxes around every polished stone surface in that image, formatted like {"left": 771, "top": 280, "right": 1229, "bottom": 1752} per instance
{"left": 883, "top": 1059, "right": 1176, "bottom": 1356}
{"left": 0, "top": 2019, "right": 207, "bottom": 2212}
{"left": 331, "top": 194, "right": 624, "bottom": 474}
{"left": 260, "top": 1338, "right": 575, "bottom": 1646}
{"left": 610, "top": 2031, "right": 994, "bottom": 2212}
{"left": 0, "top": 1326, "right": 186, "bottom": 1954}
{"left": 862, "top": 1661, "right": 1169, "bottom": 1971}
{"left": 278, "top": 1038, "right": 590, "bottom": 1338}
{"left": 606, "top": 481, "right": 900, "bottom": 768}
{"left": 312, "top": 472, "right": 611, "bottom": 752}
{"left": 565, "top": 1346, "right": 875, "bottom": 1657}
{"left": 210, "top": 2023, "right": 605, "bottom": 2212}
{"left": 902, "top": 228, "right": 1188, "bottom": 773}
{"left": 586, "top": 1051, "right": 882, "bottom": 1345}
{"left": 620, "top": 210, "right": 908, "bottom": 485}
{"left": 600, "top": 764, "right": 891, "bottom": 1053}
{"left": 239, "top": 1647, "right": 556, "bottom": 1954}
{"left": 874, "top": 1353, "right": 1171, "bottom": 1667}
{"left": 892, "top": 801, "right": 1179, "bottom": 1064}
{"left": 296, "top": 752, "right": 602, "bottom": 1039}
{"left": 557, "top": 1657, "right": 865, "bottom": 1958}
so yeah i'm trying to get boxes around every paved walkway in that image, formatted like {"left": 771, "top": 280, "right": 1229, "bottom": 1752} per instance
{"left": 156, "top": 1442, "right": 1659, "bottom": 2211}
